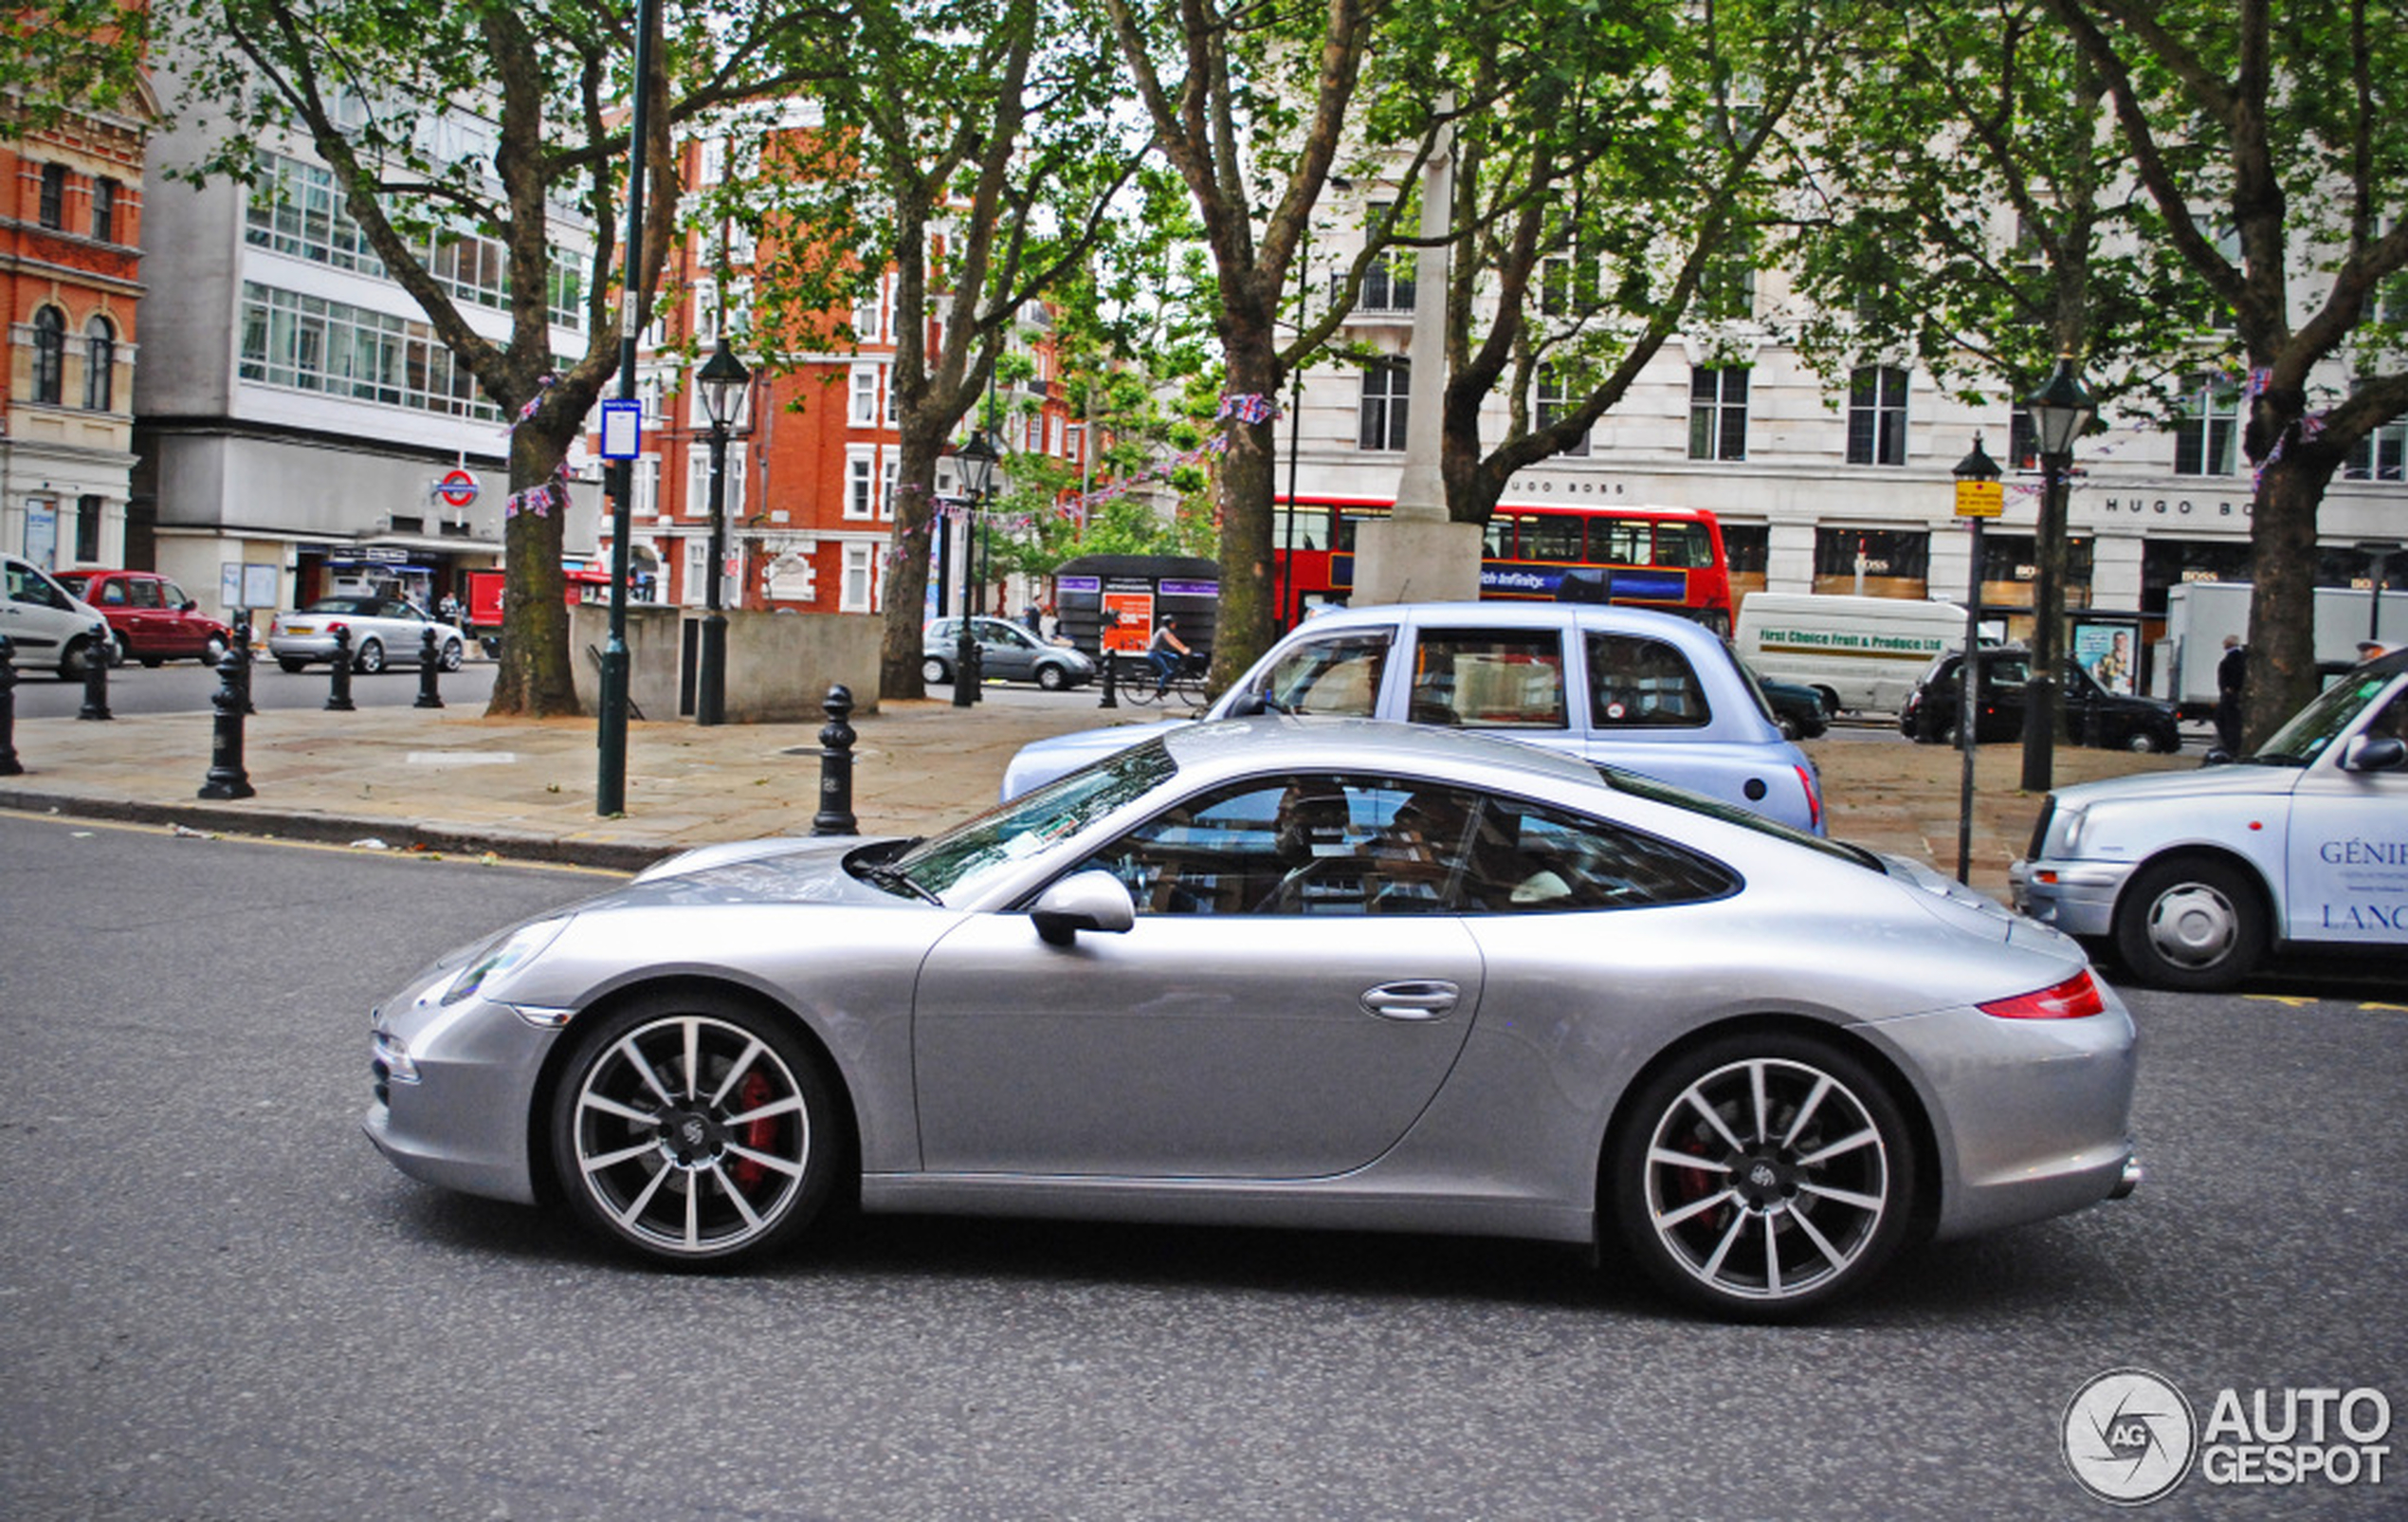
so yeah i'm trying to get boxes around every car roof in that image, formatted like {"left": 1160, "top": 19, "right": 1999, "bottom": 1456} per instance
{"left": 1158, "top": 714, "right": 1613, "bottom": 793}
{"left": 1288, "top": 599, "right": 1723, "bottom": 643}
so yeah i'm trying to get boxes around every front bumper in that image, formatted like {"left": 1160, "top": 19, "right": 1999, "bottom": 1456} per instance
{"left": 2008, "top": 857, "right": 2137, "bottom": 939}
{"left": 364, "top": 963, "right": 562, "bottom": 1204}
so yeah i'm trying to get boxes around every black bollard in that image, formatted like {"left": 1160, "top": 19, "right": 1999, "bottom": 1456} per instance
{"left": 198, "top": 641, "right": 256, "bottom": 799}
{"left": 811, "top": 684, "right": 858, "bottom": 836}
{"left": 1098, "top": 649, "right": 1119, "bottom": 709}
{"left": 326, "top": 626, "right": 356, "bottom": 711}
{"left": 77, "top": 621, "right": 112, "bottom": 721}
{"left": 415, "top": 626, "right": 444, "bottom": 708}
{"left": 232, "top": 621, "right": 256, "bottom": 715}
{"left": 0, "top": 633, "right": 22, "bottom": 777}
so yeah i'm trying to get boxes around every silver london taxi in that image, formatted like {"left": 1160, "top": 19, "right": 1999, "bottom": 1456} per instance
{"left": 2012, "top": 648, "right": 2408, "bottom": 989}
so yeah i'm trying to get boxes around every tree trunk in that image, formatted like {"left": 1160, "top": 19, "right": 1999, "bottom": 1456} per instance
{"left": 2242, "top": 452, "right": 2331, "bottom": 746}
{"left": 880, "top": 414, "right": 950, "bottom": 699}
{"left": 1213, "top": 328, "right": 1283, "bottom": 691}
{"left": 485, "top": 415, "right": 580, "bottom": 716}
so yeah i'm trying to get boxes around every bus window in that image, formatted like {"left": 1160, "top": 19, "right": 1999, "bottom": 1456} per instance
{"left": 1482, "top": 516, "right": 1519, "bottom": 559}
{"left": 1596, "top": 520, "right": 1651, "bottom": 566}
{"left": 1274, "top": 505, "right": 1324, "bottom": 553}
{"left": 1522, "top": 515, "right": 1583, "bottom": 563}
{"left": 1655, "top": 522, "right": 1711, "bottom": 568}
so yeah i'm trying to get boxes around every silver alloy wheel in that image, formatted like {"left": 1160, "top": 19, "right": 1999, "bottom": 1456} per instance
{"left": 922, "top": 655, "right": 949, "bottom": 685}
{"left": 440, "top": 638, "right": 465, "bottom": 671}
{"left": 2142, "top": 879, "right": 2238, "bottom": 970}
{"left": 1640, "top": 1056, "right": 1890, "bottom": 1306}
{"left": 354, "top": 637, "right": 385, "bottom": 674}
{"left": 567, "top": 1014, "right": 814, "bottom": 1257}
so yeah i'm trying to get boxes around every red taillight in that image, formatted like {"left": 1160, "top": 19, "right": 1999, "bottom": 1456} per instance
{"left": 1797, "top": 763, "right": 1821, "bottom": 832}
{"left": 1980, "top": 969, "right": 2107, "bottom": 1019}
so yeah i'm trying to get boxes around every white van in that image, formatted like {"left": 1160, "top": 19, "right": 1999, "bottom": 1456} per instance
{"left": 2, "top": 553, "right": 113, "bottom": 678}
{"left": 1736, "top": 592, "right": 1971, "bottom": 715}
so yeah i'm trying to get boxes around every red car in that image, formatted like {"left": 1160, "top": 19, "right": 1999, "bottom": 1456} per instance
{"left": 52, "top": 569, "right": 232, "bottom": 667}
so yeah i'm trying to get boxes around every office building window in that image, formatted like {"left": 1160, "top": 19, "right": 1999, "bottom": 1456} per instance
{"left": 39, "top": 162, "right": 67, "bottom": 229}
{"left": 1847, "top": 365, "right": 1909, "bottom": 466}
{"left": 1688, "top": 367, "right": 1748, "bottom": 461}
{"left": 2344, "top": 387, "right": 2406, "bottom": 483}
{"left": 1536, "top": 364, "right": 1590, "bottom": 456}
{"left": 32, "top": 306, "right": 66, "bottom": 404}
{"left": 83, "top": 317, "right": 116, "bottom": 412}
{"left": 2173, "top": 371, "right": 2240, "bottom": 475}
{"left": 92, "top": 177, "right": 119, "bottom": 243}
{"left": 1359, "top": 358, "right": 1410, "bottom": 451}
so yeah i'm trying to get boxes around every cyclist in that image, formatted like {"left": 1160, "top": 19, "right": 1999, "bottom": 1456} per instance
{"left": 1147, "top": 614, "right": 1192, "bottom": 697}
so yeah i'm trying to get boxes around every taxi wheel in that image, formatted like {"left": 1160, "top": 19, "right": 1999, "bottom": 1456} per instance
{"left": 551, "top": 993, "right": 841, "bottom": 1266}
{"left": 2114, "top": 856, "right": 2264, "bottom": 992}
{"left": 1610, "top": 1031, "right": 1916, "bottom": 1321}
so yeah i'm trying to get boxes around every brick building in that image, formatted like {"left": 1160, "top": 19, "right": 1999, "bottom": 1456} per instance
{"left": 3, "top": 77, "right": 153, "bottom": 572}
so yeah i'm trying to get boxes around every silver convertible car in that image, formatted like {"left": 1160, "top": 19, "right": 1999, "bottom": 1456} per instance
{"left": 268, "top": 596, "right": 468, "bottom": 674}
{"left": 367, "top": 720, "right": 2138, "bottom": 1318}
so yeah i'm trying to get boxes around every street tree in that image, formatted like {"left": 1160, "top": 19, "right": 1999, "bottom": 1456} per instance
{"left": 714, "top": 0, "right": 1152, "bottom": 701}
{"left": 2, "top": 0, "right": 149, "bottom": 139}
{"left": 1430, "top": 0, "right": 1843, "bottom": 526}
{"left": 2039, "top": 0, "right": 2408, "bottom": 742}
{"left": 1779, "top": 0, "right": 2200, "bottom": 783}
{"left": 155, "top": 0, "right": 847, "bottom": 715}
{"left": 1102, "top": 0, "right": 1447, "bottom": 687}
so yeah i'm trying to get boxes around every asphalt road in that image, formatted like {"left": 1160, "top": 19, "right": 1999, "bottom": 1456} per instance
{"left": 1, "top": 815, "right": 2399, "bottom": 1520}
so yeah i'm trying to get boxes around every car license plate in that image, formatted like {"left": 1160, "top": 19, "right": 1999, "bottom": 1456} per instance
{"left": 285, "top": 623, "right": 314, "bottom": 634}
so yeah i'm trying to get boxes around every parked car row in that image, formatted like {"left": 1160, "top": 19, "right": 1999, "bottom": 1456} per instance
{"left": 1900, "top": 646, "right": 2183, "bottom": 754}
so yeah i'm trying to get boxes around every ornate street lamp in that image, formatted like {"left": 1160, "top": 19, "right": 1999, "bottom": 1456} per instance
{"left": 951, "top": 430, "right": 999, "bottom": 709}
{"left": 2019, "top": 354, "right": 2096, "bottom": 792}
{"left": 1951, "top": 434, "right": 2003, "bottom": 884}
{"left": 694, "top": 338, "right": 751, "bottom": 726}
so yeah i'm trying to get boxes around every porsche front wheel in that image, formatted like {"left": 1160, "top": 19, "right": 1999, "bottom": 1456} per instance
{"left": 551, "top": 994, "right": 839, "bottom": 1265}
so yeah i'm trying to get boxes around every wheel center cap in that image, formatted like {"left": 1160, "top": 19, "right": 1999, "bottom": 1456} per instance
{"left": 1735, "top": 1152, "right": 1794, "bottom": 1207}
{"left": 659, "top": 1109, "right": 723, "bottom": 1167}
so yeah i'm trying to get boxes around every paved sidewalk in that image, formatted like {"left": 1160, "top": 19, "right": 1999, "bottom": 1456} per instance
{"left": 0, "top": 691, "right": 2193, "bottom": 891}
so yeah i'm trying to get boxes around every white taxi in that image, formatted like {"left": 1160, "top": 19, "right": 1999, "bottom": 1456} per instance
{"left": 2012, "top": 648, "right": 2408, "bottom": 989}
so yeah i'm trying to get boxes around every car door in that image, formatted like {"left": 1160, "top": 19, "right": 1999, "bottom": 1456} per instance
{"left": 2284, "top": 684, "right": 2408, "bottom": 947}
{"left": 911, "top": 771, "right": 1484, "bottom": 1179}
{"left": 979, "top": 619, "right": 1036, "bottom": 681}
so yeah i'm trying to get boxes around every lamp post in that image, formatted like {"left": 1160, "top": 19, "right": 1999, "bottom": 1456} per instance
{"left": 1951, "top": 434, "right": 2003, "bottom": 884}
{"left": 952, "top": 430, "right": 999, "bottom": 709}
{"left": 2357, "top": 540, "right": 2401, "bottom": 647}
{"left": 2019, "top": 354, "right": 2096, "bottom": 793}
{"left": 599, "top": 0, "right": 662, "bottom": 815}
{"left": 693, "top": 338, "right": 751, "bottom": 726}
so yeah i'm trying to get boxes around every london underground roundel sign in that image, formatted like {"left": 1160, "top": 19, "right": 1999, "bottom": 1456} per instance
{"left": 436, "top": 469, "right": 480, "bottom": 509}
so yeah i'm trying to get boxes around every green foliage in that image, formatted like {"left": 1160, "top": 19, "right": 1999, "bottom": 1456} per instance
{"left": 2, "top": 2, "right": 150, "bottom": 138}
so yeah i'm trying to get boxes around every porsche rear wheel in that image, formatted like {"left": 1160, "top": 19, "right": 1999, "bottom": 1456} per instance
{"left": 551, "top": 994, "right": 839, "bottom": 1266}
{"left": 1613, "top": 1033, "right": 1915, "bottom": 1320}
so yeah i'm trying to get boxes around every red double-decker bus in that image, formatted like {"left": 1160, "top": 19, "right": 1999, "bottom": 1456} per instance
{"left": 1272, "top": 495, "right": 1736, "bottom": 633}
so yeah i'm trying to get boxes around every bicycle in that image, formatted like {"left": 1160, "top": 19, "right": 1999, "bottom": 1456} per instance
{"left": 1122, "top": 651, "right": 1211, "bottom": 710}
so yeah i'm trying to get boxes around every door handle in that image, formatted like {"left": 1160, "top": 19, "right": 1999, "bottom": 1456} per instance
{"left": 1359, "top": 980, "right": 1460, "bottom": 1020}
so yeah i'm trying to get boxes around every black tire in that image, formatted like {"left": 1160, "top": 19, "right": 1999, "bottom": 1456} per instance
{"left": 1611, "top": 1030, "right": 1918, "bottom": 1320}
{"left": 2125, "top": 729, "right": 2161, "bottom": 754}
{"left": 59, "top": 635, "right": 100, "bottom": 680}
{"left": 2113, "top": 855, "right": 2266, "bottom": 992}
{"left": 353, "top": 637, "right": 386, "bottom": 675}
{"left": 1036, "top": 662, "right": 1068, "bottom": 691}
{"left": 921, "top": 655, "right": 950, "bottom": 685}
{"left": 111, "top": 631, "right": 135, "bottom": 665}
{"left": 440, "top": 638, "right": 465, "bottom": 672}
{"left": 277, "top": 656, "right": 307, "bottom": 674}
{"left": 550, "top": 992, "right": 841, "bottom": 1266}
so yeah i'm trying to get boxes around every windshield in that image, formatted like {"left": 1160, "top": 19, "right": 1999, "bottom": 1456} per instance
{"left": 2251, "top": 664, "right": 2404, "bottom": 766}
{"left": 885, "top": 739, "right": 1179, "bottom": 900}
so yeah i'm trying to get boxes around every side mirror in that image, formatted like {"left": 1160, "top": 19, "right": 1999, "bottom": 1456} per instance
{"left": 181, "top": 598, "right": 199, "bottom": 613}
{"left": 1030, "top": 870, "right": 1136, "bottom": 946}
{"left": 2340, "top": 734, "right": 2406, "bottom": 772}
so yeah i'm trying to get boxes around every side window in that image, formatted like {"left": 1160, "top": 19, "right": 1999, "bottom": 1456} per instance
{"left": 1588, "top": 633, "right": 1711, "bottom": 727}
{"left": 1990, "top": 654, "right": 2032, "bottom": 688}
{"left": 163, "top": 581, "right": 190, "bottom": 608}
{"left": 1522, "top": 516, "right": 1583, "bottom": 563}
{"left": 1499, "top": 801, "right": 1739, "bottom": 910}
{"left": 1249, "top": 631, "right": 1392, "bottom": 716}
{"left": 126, "top": 579, "right": 161, "bottom": 609}
{"left": 100, "top": 579, "right": 131, "bottom": 605}
{"left": 1412, "top": 629, "right": 1567, "bottom": 728}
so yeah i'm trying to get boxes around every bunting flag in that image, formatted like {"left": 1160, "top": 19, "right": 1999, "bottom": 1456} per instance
{"left": 503, "top": 373, "right": 558, "bottom": 435}
{"left": 1215, "top": 392, "right": 1279, "bottom": 426}
{"left": 504, "top": 460, "right": 571, "bottom": 520}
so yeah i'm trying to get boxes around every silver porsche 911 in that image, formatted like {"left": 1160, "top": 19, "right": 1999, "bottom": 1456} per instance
{"left": 366, "top": 719, "right": 2138, "bottom": 1318}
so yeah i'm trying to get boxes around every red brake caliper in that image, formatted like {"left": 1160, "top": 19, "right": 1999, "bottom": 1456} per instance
{"left": 731, "top": 1072, "right": 774, "bottom": 1194}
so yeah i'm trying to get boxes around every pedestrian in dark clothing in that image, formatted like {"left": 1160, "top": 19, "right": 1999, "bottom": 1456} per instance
{"left": 2215, "top": 633, "right": 2247, "bottom": 754}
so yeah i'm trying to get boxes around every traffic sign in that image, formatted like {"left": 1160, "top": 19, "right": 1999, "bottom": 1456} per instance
{"left": 1954, "top": 479, "right": 2004, "bottom": 519}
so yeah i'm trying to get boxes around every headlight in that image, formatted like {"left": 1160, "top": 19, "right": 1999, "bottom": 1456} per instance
{"left": 373, "top": 1030, "right": 420, "bottom": 1084}
{"left": 441, "top": 919, "right": 569, "bottom": 1006}
{"left": 2053, "top": 804, "right": 2089, "bottom": 856}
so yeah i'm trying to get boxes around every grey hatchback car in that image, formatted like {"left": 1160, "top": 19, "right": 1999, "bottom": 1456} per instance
{"left": 924, "top": 615, "right": 1096, "bottom": 690}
